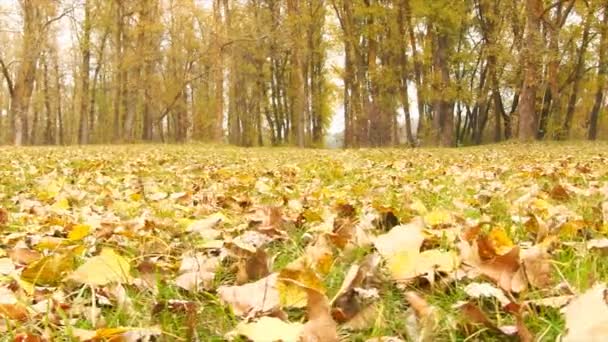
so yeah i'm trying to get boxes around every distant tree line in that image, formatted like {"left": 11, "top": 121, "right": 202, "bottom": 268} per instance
{"left": 0, "top": 0, "right": 606, "bottom": 147}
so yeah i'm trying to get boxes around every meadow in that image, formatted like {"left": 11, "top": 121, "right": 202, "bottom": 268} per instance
{"left": 0, "top": 143, "right": 607, "bottom": 341}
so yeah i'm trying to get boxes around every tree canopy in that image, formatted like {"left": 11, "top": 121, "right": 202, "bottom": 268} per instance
{"left": 0, "top": 0, "right": 606, "bottom": 147}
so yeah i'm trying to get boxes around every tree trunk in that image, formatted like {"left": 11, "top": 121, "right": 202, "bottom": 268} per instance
{"left": 287, "top": 0, "right": 306, "bottom": 147}
{"left": 588, "top": 0, "right": 608, "bottom": 140}
{"left": 432, "top": 31, "right": 454, "bottom": 146}
{"left": 212, "top": 0, "right": 224, "bottom": 141}
{"left": 78, "top": 0, "right": 91, "bottom": 144}
{"left": 518, "top": 0, "right": 543, "bottom": 141}
{"left": 561, "top": 7, "right": 592, "bottom": 139}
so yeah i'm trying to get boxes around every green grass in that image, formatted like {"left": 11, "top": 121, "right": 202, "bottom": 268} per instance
{"left": 0, "top": 142, "right": 607, "bottom": 341}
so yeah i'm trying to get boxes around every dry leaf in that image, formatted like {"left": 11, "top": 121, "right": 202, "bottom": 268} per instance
{"left": 463, "top": 282, "right": 511, "bottom": 307}
{"left": 218, "top": 273, "right": 280, "bottom": 318}
{"left": 521, "top": 245, "right": 553, "bottom": 289}
{"left": 562, "top": 283, "right": 608, "bottom": 341}
{"left": 174, "top": 253, "right": 218, "bottom": 292}
{"left": 22, "top": 252, "right": 75, "bottom": 286}
{"left": 404, "top": 292, "right": 438, "bottom": 342}
{"left": 300, "top": 288, "right": 339, "bottom": 342}
{"left": 229, "top": 316, "right": 303, "bottom": 342}
{"left": 67, "top": 248, "right": 131, "bottom": 286}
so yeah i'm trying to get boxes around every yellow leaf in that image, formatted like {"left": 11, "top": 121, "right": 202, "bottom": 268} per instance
{"left": 488, "top": 227, "right": 514, "bottom": 255}
{"left": 278, "top": 258, "right": 324, "bottom": 308}
{"left": 424, "top": 210, "right": 453, "bottom": 227}
{"left": 67, "top": 248, "right": 132, "bottom": 286}
{"left": 21, "top": 252, "right": 75, "bottom": 286}
{"left": 388, "top": 250, "right": 458, "bottom": 282}
{"left": 52, "top": 198, "right": 70, "bottom": 211}
{"left": 129, "top": 193, "right": 142, "bottom": 201}
{"left": 68, "top": 224, "right": 91, "bottom": 241}
{"left": 35, "top": 236, "right": 66, "bottom": 250}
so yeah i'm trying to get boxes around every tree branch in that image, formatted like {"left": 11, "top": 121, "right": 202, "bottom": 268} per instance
{"left": 0, "top": 56, "right": 14, "bottom": 97}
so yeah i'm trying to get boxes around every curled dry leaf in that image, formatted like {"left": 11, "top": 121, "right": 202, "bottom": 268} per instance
{"left": 218, "top": 273, "right": 280, "bottom": 318}
{"left": 331, "top": 253, "right": 381, "bottom": 325}
{"left": 300, "top": 287, "right": 339, "bottom": 342}
{"left": 404, "top": 292, "right": 438, "bottom": 342}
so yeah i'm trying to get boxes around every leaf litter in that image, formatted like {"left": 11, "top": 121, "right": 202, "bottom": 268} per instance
{"left": 0, "top": 144, "right": 606, "bottom": 340}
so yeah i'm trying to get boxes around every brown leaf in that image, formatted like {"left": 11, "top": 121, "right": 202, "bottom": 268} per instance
{"left": 470, "top": 244, "right": 528, "bottom": 293}
{"left": 218, "top": 273, "right": 280, "bottom": 318}
{"left": 235, "top": 248, "right": 270, "bottom": 284}
{"left": 521, "top": 245, "right": 553, "bottom": 289}
{"left": 404, "top": 292, "right": 438, "bottom": 342}
{"left": 549, "top": 184, "right": 570, "bottom": 201}
{"left": 0, "top": 207, "right": 8, "bottom": 226}
{"left": 9, "top": 248, "right": 42, "bottom": 265}
{"left": 174, "top": 253, "right": 218, "bottom": 292}
{"left": 299, "top": 288, "right": 339, "bottom": 342}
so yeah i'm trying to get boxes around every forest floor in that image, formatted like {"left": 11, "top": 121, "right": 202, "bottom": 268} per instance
{"left": 0, "top": 143, "right": 607, "bottom": 341}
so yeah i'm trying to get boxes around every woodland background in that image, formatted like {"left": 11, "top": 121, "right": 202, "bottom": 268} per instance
{"left": 0, "top": 0, "right": 606, "bottom": 147}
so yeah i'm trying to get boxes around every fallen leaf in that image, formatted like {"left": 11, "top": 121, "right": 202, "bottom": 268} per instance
{"left": 463, "top": 282, "right": 511, "bottom": 307}
{"left": 218, "top": 273, "right": 280, "bottom": 318}
{"left": 9, "top": 248, "right": 42, "bottom": 265}
{"left": 0, "top": 207, "right": 8, "bottom": 225}
{"left": 174, "top": 253, "right": 218, "bottom": 292}
{"left": 22, "top": 252, "right": 75, "bottom": 286}
{"left": 0, "top": 258, "right": 15, "bottom": 275}
{"left": 235, "top": 248, "right": 270, "bottom": 284}
{"left": 562, "top": 283, "right": 608, "bottom": 341}
{"left": 186, "top": 213, "right": 225, "bottom": 239}
{"left": 300, "top": 288, "right": 339, "bottom": 342}
{"left": 229, "top": 316, "right": 303, "bottom": 342}
{"left": 67, "top": 248, "right": 132, "bottom": 286}
{"left": 277, "top": 258, "right": 324, "bottom": 308}
{"left": 404, "top": 292, "right": 438, "bottom": 342}
{"left": 525, "top": 295, "right": 573, "bottom": 308}
{"left": 68, "top": 224, "right": 91, "bottom": 241}
{"left": 373, "top": 219, "right": 425, "bottom": 258}
{"left": 0, "top": 287, "right": 29, "bottom": 321}
{"left": 521, "top": 245, "right": 553, "bottom": 289}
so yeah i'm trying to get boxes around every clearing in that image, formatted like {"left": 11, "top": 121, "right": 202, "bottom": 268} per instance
{"left": 0, "top": 143, "right": 607, "bottom": 341}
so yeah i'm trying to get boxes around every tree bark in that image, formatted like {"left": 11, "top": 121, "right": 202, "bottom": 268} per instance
{"left": 78, "top": 0, "right": 91, "bottom": 144}
{"left": 518, "top": 0, "right": 543, "bottom": 141}
{"left": 588, "top": 0, "right": 608, "bottom": 140}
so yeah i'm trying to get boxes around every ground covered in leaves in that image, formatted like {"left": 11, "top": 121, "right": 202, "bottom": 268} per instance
{"left": 1, "top": 143, "right": 608, "bottom": 341}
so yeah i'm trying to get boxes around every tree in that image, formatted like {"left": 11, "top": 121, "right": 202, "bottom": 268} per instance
{"left": 518, "top": 0, "right": 543, "bottom": 141}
